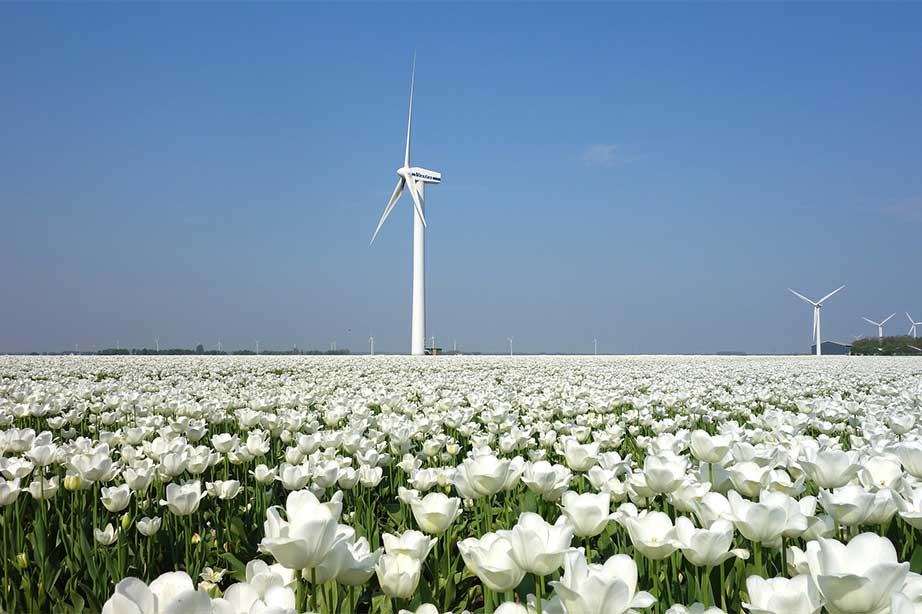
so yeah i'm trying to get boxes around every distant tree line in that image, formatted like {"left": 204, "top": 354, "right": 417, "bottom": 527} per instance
{"left": 851, "top": 336, "right": 922, "bottom": 356}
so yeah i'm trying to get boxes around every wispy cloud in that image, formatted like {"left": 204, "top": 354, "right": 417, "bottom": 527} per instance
{"left": 581, "top": 143, "right": 643, "bottom": 169}
{"left": 581, "top": 144, "right": 619, "bottom": 168}
{"left": 882, "top": 196, "right": 922, "bottom": 222}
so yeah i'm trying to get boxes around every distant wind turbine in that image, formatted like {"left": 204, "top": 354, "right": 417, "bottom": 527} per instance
{"left": 370, "top": 54, "right": 442, "bottom": 356}
{"left": 508, "top": 337, "right": 514, "bottom": 356}
{"left": 862, "top": 313, "right": 896, "bottom": 339}
{"left": 155, "top": 337, "right": 160, "bottom": 352}
{"left": 369, "top": 336, "right": 375, "bottom": 356}
{"left": 907, "top": 313, "right": 921, "bottom": 338}
{"left": 788, "top": 285, "right": 845, "bottom": 356}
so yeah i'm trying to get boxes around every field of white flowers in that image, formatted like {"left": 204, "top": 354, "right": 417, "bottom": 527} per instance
{"left": 1, "top": 355, "right": 922, "bottom": 614}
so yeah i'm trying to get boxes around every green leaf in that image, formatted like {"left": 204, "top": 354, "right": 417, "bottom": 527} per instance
{"left": 371, "top": 592, "right": 395, "bottom": 614}
{"left": 911, "top": 545, "right": 922, "bottom": 573}
{"left": 68, "top": 593, "right": 86, "bottom": 614}
{"left": 219, "top": 552, "right": 248, "bottom": 582}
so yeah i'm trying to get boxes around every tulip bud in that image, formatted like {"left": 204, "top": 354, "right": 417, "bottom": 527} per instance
{"left": 120, "top": 513, "right": 132, "bottom": 531}
{"left": 191, "top": 532, "right": 201, "bottom": 545}
{"left": 63, "top": 474, "right": 81, "bottom": 491}
{"left": 14, "top": 553, "right": 28, "bottom": 569}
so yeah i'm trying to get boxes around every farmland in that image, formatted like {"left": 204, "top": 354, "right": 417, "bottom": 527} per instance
{"left": 1, "top": 355, "right": 921, "bottom": 614}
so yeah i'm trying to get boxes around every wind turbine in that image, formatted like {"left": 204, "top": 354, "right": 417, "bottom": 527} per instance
{"left": 155, "top": 337, "right": 160, "bottom": 352}
{"left": 907, "top": 313, "right": 921, "bottom": 338}
{"left": 788, "top": 285, "right": 845, "bottom": 356}
{"left": 862, "top": 313, "right": 896, "bottom": 339}
{"left": 508, "top": 337, "right": 514, "bottom": 356}
{"left": 369, "top": 336, "right": 375, "bottom": 356}
{"left": 370, "top": 54, "right": 442, "bottom": 356}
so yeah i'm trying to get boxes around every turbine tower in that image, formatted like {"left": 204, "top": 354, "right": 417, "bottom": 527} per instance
{"left": 907, "top": 313, "right": 920, "bottom": 339}
{"left": 370, "top": 54, "right": 442, "bottom": 356}
{"left": 788, "top": 285, "right": 845, "bottom": 356}
{"left": 862, "top": 313, "right": 895, "bottom": 339}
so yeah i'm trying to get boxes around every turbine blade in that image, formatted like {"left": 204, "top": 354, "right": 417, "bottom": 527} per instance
{"left": 817, "top": 285, "right": 845, "bottom": 304}
{"left": 882, "top": 313, "right": 896, "bottom": 325}
{"left": 404, "top": 53, "right": 416, "bottom": 168}
{"left": 862, "top": 317, "right": 879, "bottom": 326}
{"left": 370, "top": 178, "right": 406, "bottom": 244}
{"left": 908, "top": 312, "right": 914, "bottom": 323}
{"left": 406, "top": 174, "right": 427, "bottom": 227}
{"left": 788, "top": 288, "right": 816, "bottom": 306}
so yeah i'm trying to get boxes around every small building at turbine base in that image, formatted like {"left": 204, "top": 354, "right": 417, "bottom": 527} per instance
{"left": 810, "top": 341, "right": 852, "bottom": 355}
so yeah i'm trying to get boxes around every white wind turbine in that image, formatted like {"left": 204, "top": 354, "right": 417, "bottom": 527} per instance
{"left": 862, "top": 313, "right": 896, "bottom": 339}
{"left": 907, "top": 312, "right": 921, "bottom": 339}
{"left": 370, "top": 55, "right": 442, "bottom": 356}
{"left": 788, "top": 285, "right": 845, "bottom": 356}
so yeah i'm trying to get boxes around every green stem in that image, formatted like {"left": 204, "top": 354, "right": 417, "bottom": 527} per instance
{"left": 702, "top": 566, "right": 712, "bottom": 608}
{"left": 534, "top": 574, "right": 543, "bottom": 614}
{"left": 663, "top": 557, "right": 674, "bottom": 608}
{"left": 781, "top": 537, "right": 788, "bottom": 576}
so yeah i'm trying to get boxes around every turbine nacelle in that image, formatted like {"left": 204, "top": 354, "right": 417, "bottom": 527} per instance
{"left": 398, "top": 166, "right": 442, "bottom": 184}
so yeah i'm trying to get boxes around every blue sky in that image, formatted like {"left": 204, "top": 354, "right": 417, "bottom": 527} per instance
{"left": 2, "top": 3, "right": 921, "bottom": 354}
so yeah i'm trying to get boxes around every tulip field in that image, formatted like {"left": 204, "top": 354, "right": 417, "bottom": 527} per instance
{"left": 3, "top": 355, "right": 922, "bottom": 614}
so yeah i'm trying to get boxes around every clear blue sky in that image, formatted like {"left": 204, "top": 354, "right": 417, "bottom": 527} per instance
{"left": 2, "top": 3, "right": 921, "bottom": 354}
